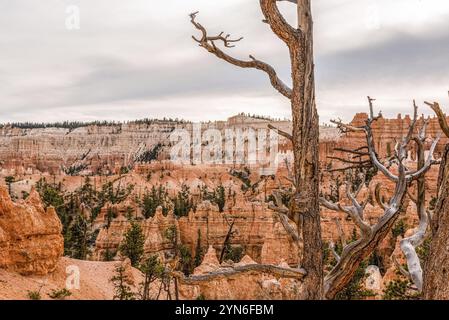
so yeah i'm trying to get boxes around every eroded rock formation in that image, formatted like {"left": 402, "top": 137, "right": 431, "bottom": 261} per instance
{"left": 94, "top": 200, "right": 299, "bottom": 266}
{"left": 94, "top": 207, "right": 178, "bottom": 261}
{"left": 0, "top": 186, "right": 63, "bottom": 275}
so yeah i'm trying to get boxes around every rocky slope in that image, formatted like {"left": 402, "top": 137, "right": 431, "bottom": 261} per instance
{"left": 0, "top": 257, "right": 142, "bottom": 300}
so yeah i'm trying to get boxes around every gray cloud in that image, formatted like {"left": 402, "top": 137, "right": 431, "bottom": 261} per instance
{"left": 0, "top": 0, "right": 448, "bottom": 124}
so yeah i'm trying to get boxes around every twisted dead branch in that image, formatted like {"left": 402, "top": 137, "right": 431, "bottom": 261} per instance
{"left": 190, "top": 11, "right": 292, "bottom": 99}
{"left": 321, "top": 97, "right": 439, "bottom": 299}
{"left": 400, "top": 119, "right": 431, "bottom": 292}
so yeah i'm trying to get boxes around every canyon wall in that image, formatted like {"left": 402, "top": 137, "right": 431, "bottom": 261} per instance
{"left": 0, "top": 115, "right": 330, "bottom": 176}
{"left": 2, "top": 112, "right": 447, "bottom": 178}
{"left": 0, "top": 122, "right": 180, "bottom": 175}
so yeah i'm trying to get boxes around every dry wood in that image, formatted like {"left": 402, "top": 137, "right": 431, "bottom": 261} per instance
{"left": 174, "top": 264, "right": 307, "bottom": 285}
{"left": 322, "top": 98, "right": 439, "bottom": 299}
{"left": 190, "top": 0, "right": 323, "bottom": 299}
{"left": 423, "top": 96, "right": 449, "bottom": 299}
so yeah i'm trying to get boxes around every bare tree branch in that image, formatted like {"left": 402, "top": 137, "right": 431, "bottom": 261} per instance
{"left": 329, "top": 242, "right": 341, "bottom": 263}
{"left": 190, "top": 12, "right": 293, "bottom": 99}
{"left": 406, "top": 135, "right": 441, "bottom": 181}
{"left": 268, "top": 124, "right": 293, "bottom": 141}
{"left": 322, "top": 97, "right": 439, "bottom": 299}
{"left": 327, "top": 156, "right": 371, "bottom": 165}
{"left": 320, "top": 191, "right": 371, "bottom": 236}
{"left": 392, "top": 255, "right": 411, "bottom": 279}
{"left": 399, "top": 121, "right": 432, "bottom": 292}
{"left": 374, "top": 183, "right": 389, "bottom": 211}
{"left": 327, "top": 164, "right": 373, "bottom": 173}
{"left": 425, "top": 101, "right": 449, "bottom": 138}
{"left": 330, "top": 119, "right": 365, "bottom": 133}
{"left": 333, "top": 218, "right": 346, "bottom": 247}
{"left": 269, "top": 191, "right": 300, "bottom": 242}
{"left": 400, "top": 208, "right": 427, "bottom": 291}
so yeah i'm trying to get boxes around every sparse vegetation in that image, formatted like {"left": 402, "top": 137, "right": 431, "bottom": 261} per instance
{"left": 35, "top": 177, "right": 134, "bottom": 259}
{"left": 223, "top": 245, "right": 244, "bottom": 263}
{"left": 141, "top": 185, "right": 170, "bottom": 218}
{"left": 392, "top": 219, "right": 408, "bottom": 238}
{"left": 201, "top": 184, "right": 226, "bottom": 212}
{"left": 1, "top": 117, "right": 190, "bottom": 130}
{"left": 48, "top": 288, "right": 72, "bottom": 300}
{"left": 383, "top": 280, "right": 420, "bottom": 300}
{"left": 27, "top": 290, "right": 42, "bottom": 300}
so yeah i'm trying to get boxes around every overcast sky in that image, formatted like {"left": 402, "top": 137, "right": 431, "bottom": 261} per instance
{"left": 1, "top": 0, "right": 449, "bottom": 124}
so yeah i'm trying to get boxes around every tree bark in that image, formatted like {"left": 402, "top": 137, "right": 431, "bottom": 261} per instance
{"left": 290, "top": 1, "right": 323, "bottom": 298}
{"left": 190, "top": 0, "right": 323, "bottom": 299}
{"left": 423, "top": 145, "right": 449, "bottom": 299}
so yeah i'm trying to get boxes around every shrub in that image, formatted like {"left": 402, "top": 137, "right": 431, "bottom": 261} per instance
{"left": 48, "top": 288, "right": 72, "bottom": 300}
{"left": 27, "top": 290, "right": 42, "bottom": 300}
{"left": 383, "top": 280, "right": 419, "bottom": 300}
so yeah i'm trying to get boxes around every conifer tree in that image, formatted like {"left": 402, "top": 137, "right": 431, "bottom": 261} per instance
{"left": 214, "top": 185, "right": 226, "bottom": 213}
{"left": 111, "top": 265, "right": 135, "bottom": 300}
{"left": 138, "top": 255, "right": 164, "bottom": 300}
{"left": 67, "top": 214, "right": 90, "bottom": 260}
{"left": 4, "top": 176, "right": 14, "bottom": 196}
{"left": 120, "top": 222, "right": 145, "bottom": 267}
{"left": 194, "top": 229, "right": 204, "bottom": 267}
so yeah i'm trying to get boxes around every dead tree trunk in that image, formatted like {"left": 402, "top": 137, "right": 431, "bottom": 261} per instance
{"left": 219, "top": 220, "right": 236, "bottom": 263}
{"left": 397, "top": 125, "right": 429, "bottom": 292}
{"left": 190, "top": 0, "right": 323, "bottom": 299}
{"left": 323, "top": 99, "right": 439, "bottom": 299}
{"left": 423, "top": 101, "right": 449, "bottom": 299}
{"left": 289, "top": 0, "right": 323, "bottom": 300}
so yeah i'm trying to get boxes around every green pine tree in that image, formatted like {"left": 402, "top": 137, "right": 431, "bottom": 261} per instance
{"left": 110, "top": 265, "right": 135, "bottom": 300}
{"left": 4, "top": 176, "right": 15, "bottom": 196}
{"left": 214, "top": 185, "right": 226, "bottom": 212}
{"left": 138, "top": 255, "right": 164, "bottom": 300}
{"left": 194, "top": 230, "right": 204, "bottom": 267}
{"left": 66, "top": 214, "right": 90, "bottom": 260}
{"left": 120, "top": 222, "right": 145, "bottom": 267}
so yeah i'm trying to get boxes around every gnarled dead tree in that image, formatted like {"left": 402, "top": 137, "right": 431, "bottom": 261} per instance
{"left": 321, "top": 98, "right": 439, "bottom": 299}
{"left": 399, "top": 118, "right": 430, "bottom": 292}
{"left": 423, "top": 97, "right": 449, "bottom": 299}
{"left": 190, "top": 0, "right": 323, "bottom": 299}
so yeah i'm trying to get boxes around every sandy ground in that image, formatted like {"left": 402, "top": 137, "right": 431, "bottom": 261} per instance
{"left": 0, "top": 257, "right": 143, "bottom": 300}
